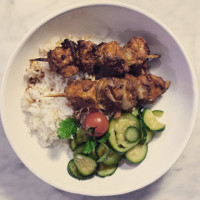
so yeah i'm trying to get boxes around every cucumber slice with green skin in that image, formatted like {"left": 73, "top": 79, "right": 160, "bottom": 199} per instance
{"left": 67, "top": 159, "right": 90, "bottom": 180}
{"left": 118, "top": 113, "right": 141, "bottom": 128}
{"left": 74, "top": 154, "right": 97, "bottom": 176}
{"left": 138, "top": 118, "right": 147, "bottom": 144}
{"left": 115, "top": 113, "right": 140, "bottom": 147}
{"left": 73, "top": 143, "right": 97, "bottom": 159}
{"left": 142, "top": 109, "right": 165, "bottom": 132}
{"left": 132, "top": 108, "right": 139, "bottom": 117}
{"left": 91, "top": 148, "right": 98, "bottom": 160}
{"left": 132, "top": 106, "right": 144, "bottom": 117}
{"left": 70, "top": 139, "right": 77, "bottom": 151}
{"left": 75, "top": 127, "right": 89, "bottom": 144}
{"left": 152, "top": 110, "right": 164, "bottom": 118}
{"left": 97, "top": 163, "right": 118, "bottom": 177}
{"left": 96, "top": 143, "right": 122, "bottom": 165}
{"left": 125, "top": 126, "right": 140, "bottom": 143}
{"left": 108, "top": 113, "right": 140, "bottom": 153}
{"left": 145, "top": 129, "right": 155, "bottom": 144}
{"left": 73, "top": 144, "right": 85, "bottom": 156}
{"left": 125, "top": 144, "right": 148, "bottom": 163}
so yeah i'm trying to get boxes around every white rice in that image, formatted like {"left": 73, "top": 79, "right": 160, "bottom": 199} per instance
{"left": 21, "top": 36, "right": 90, "bottom": 147}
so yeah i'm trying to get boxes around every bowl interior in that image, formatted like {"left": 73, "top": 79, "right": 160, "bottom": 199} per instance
{"left": 1, "top": 4, "right": 197, "bottom": 196}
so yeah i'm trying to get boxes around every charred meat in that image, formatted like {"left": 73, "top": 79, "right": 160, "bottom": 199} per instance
{"left": 47, "top": 39, "right": 79, "bottom": 77}
{"left": 95, "top": 41, "right": 129, "bottom": 76}
{"left": 75, "top": 40, "right": 97, "bottom": 74}
{"left": 31, "top": 36, "right": 160, "bottom": 78}
{"left": 65, "top": 74, "right": 170, "bottom": 118}
{"left": 123, "top": 36, "right": 150, "bottom": 67}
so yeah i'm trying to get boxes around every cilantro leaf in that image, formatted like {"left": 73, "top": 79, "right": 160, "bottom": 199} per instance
{"left": 83, "top": 138, "right": 96, "bottom": 154}
{"left": 57, "top": 118, "right": 77, "bottom": 139}
{"left": 97, "top": 147, "right": 111, "bottom": 163}
{"left": 97, "top": 131, "right": 110, "bottom": 143}
{"left": 82, "top": 127, "right": 96, "bottom": 135}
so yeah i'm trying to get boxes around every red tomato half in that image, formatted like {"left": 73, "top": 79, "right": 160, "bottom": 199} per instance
{"left": 84, "top": 112, "right": 109, "bottom": 137}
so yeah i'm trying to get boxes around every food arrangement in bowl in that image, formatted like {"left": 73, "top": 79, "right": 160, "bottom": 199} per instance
{"left": 22, "top": 35, "right": 170, "bottom": 180}
{"left": 1, "top": 2, "right": 197, "bottom": 196}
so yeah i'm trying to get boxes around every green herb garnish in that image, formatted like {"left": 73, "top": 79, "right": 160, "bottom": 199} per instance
{"left": 57, "top": 118, "right": 77, "bottom": 139}
{"left": 98, "top": 131, "right": 110, "bottom": 143}
{"left": 82, "top": 128, "right": 111, "bottom": 162}
{"left": 83, "top": 138, "right": 96, "bottom": 154}
{"left": 82, "top": 127, "right": 96, "bottom": 135}
{"left": 82, "top": 127, "right": 96, "bottom": 154}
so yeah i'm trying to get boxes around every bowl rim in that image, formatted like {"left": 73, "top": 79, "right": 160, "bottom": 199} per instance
{"left": 0, "top": 0, "right": 198, "bottom": 196}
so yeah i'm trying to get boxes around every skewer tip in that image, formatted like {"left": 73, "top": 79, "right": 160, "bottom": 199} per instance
{"left": 44, "top": 93, "right": 66, "bottom": 97}
{"left": 30, "top": 58, "right": 48, "bottom": 62}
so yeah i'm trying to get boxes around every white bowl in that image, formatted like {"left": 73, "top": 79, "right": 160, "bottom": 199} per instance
{"left": 1, "top": 2, "right": 198, "bottom": 196}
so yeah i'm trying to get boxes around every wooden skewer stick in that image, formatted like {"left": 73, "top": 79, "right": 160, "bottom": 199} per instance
{"left": 30, "top": 58, "right": 48, "bottom": 62}
{"left": 44, "top": 93, "right": 66, "bottom": 97}
{"left": 147, "top": 54, "right": 160, "bottom": 60}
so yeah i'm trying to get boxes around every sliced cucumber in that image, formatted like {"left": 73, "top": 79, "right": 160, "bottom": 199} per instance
{"left": 142, "top": 109, "right": 165, "bottom": 132}
{"left": 73, "top": 144, "right": 85, "bottom": 156}
{"left": 91, "top": 148, "right": 98, "bottom": 160}
{"left": 70, "top": 139, "right": 77, "bottom": 151}
{"left": 75, "top": 127, "right": 89, "bottom": 144}
{"left": 152, "top": 110, "right": 164, "bottom": 118}
{"left": 132, "top": 107, "right": 139, "bottom": 117}
{"left": 97, "top": 163, "right": 118, "bottom": 177}
{"left": 67, "top": 159, "right": 89, "bottom": 180}
{"left": 145, "top": 129, "right": 155, "bottom": 143}
{"left": 139, "top": 118, "right": 147, "bottom": 144}
{"left": 115, "top": 113, "right": 140, "bottom": 146}
{"left": 125, "top": 126, "right": 140, "bottom": 143}
{"left": 73, "top": 143, "right": 97, "bottom": 159}
{"left": 119, "top": 113, "right": 141, "bottom": 128}
{"left": 108, "top": 113, "right": 140, "bottom": 153}
{"left": 96, "top": 143, "right": 122, "bottom": 165}
{"left": 125, "top": 144, "right": 148, "bottom": 163}
{"left": 74, "top": 154, "right": 97, "bottom": 176}
{"left": 109, "top": 119, "right": 139, "bottom": 153}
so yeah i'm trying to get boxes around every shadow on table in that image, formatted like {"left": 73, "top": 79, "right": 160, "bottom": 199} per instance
{"left": 0, "top": 119, "right": 165, "bottom": 200}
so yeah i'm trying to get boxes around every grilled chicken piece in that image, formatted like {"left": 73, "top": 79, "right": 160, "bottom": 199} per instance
{"left": 65, "top": 74, "right": 170, "bottom": 118}
{"left": 95, "top": 41, "right": 130, "bottom": 76}
{"left": 76, "top": 40, "right": 97, "bottom": 74}
{"left": 32, "top": 36, "right": 160, "bottom": 78}
{"left": 47, "top": 39, "right": 79, "bottom": 77}
{"left": 125, "top": 74, "right": 170, "bottom": 104}
{"left": 130, "top": 62, "right": 150, "bottom": 77}
{"left": 65, "top": 79, "right": 98, "bottom": 111}
{"left": 97, "top": 77, "right": 138, "bottom": 112}
{"left": 123, "top": 36, "right": 150, "bottom": 67}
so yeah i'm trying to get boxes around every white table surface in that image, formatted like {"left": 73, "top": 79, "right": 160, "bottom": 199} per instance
{"left": 0, "top": 0, "right": 200, "bottom": 199}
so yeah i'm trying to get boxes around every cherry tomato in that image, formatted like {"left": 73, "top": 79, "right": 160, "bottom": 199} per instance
{"left": 84, "top": 112, "right": 109, "bottom": 137}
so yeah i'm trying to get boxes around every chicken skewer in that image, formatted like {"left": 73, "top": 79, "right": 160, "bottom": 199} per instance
{"left": 46, "top": 73, "right": 170, "bottom": 119}
{"left": 31, "top": 36, "right": 160, "bottom": 78}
